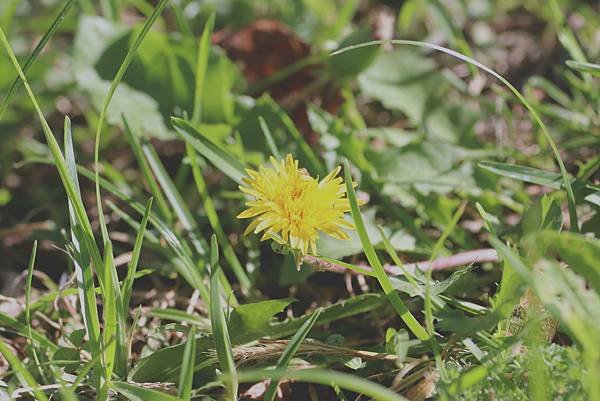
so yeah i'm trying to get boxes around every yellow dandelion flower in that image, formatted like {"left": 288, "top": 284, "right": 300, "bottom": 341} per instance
{"left": 237, "top": 154, "right": 355, "bottom": 257}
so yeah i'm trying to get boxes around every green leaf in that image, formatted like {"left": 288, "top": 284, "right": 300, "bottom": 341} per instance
{"left": 329, "top": 26, "right": 379, "bottom": 77}
{"left": 229, "top": 299, "right": 294, "bottom": 340}
{"left": 525, "top": 231, "right": 600, "bottom": 294}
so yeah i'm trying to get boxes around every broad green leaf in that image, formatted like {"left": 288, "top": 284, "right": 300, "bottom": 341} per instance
{"left": 526, "top": 231, "right": 600, "bottom": 294}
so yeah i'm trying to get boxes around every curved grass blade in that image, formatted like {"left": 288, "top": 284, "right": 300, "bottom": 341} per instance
{"left": 93, "top": 0, "right": 170, "bottom": 247}
{"left": 332, "top": 39, "right": 579, "bottom": 232}
{"left": 342, "top": 160, "right": 432, "bottom": 345}
{"left": 178, "top": 326, "right": 196, "bottom": 401}
{"left": 209, "top": 235, "right": 238, "bottom": 400}
{"left": 235, "top": 368, "right": 407, "bottom": 401}
{"left": 0, "top": 0, "right": 77, "bottom": 119}
{"left": 264, "top": 308, "right": 323, "bottom": 401}
{"left": 0, "top": 29, "right": 102, "bottom": 272}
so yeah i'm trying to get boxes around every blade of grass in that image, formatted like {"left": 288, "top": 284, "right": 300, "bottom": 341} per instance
{"left": 264, "top": 308, "right": 323, "bottom": 401}
{"left": 142, "top": 142, "right": 237, "bottom": 303}
{"left": 172, "top": 117, "right": 246, "bottom": 184}
{"left": 177, "top": 326, "right": 196, "bottom": 401}
{"left": 142, "top": 142, "right": 207, "bottom": 256}
{"left": 0, "top": 29, "right": 103, "bottom": 274}
{"left": 121, "top": 197, "right": 153, "bottom": 312}
{"left": 24, "top": 240, "right": 46, "bottom": 382}
{"left": 100, "top": 243, "right": 118, "bottom": 396}
{"left": 258, "top": 116, "right": 281, "bottom": 159}
{"left": 123, "top": 116, "right": 173, "bottom": 222}
{"left": 271, "top": 98, "right": 325, "bottom": 176}
{"left": 342, "top": 160, "right": 432, "bottom": 345}
{"left": 0, "top": 0, "right": 77, "bottom": 119}
{"left": 93, "top": 0, "right": 170, "bottom": 247}
{"left": 235, "top": 368, "right": 407, "bottom": 401}
{"left": 192, "top": 12, "right": 215, "bottom": 123}
{"left": 332, "top": 39, "right": 579, "bottom": 232}
{"left": 63, "top": 116, "right": 105, "bottom": 391}
{"left": 0, "top": 312, "right": 58, "bottom": 352}
{"left": 209, "top": 235, "right": 238, "bottom": 400}
{"left": 0, "top": 338, "right": 49, "bottom": 401}
{"left": 187, "top": 144, "right": 252, "bottom": 292}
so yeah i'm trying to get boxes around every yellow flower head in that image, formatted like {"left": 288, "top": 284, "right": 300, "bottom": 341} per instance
{"left": 237, "top": 154, "right": 354, "bottom": 256}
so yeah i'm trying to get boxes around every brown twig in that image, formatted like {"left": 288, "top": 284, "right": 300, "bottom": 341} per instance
{"left": 304, "top": 248, "right": 498, "bottom": 276}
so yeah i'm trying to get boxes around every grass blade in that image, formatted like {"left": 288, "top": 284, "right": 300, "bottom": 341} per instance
{"left": 271, "top": 98, "right": 325, "bottom": 176}
{"left": 0, "top": 339, "right": 49, "bottom": 401}
{"left": 121, "top": 197, "right": 153, "bottom": 312}
{"left": 332, "top": 39, "right": 579, "bottom": 231}
{"left": 209, "top": 235, "right": 238, "bottom": 399}
{"left": 98, "top": 241, "right": 117, "bottom": 390}
{"left": 342, "top": 159, "right": 432, "bottom": 345}
{"left": 0, "top": 29, "right": 103, "bottom": 273}
{"left": 264, "top": 308, "right": 323, "bottom": 401}
{"left": 478, "top": 161, "right": 565, "bottom": 189}
{"left": 192, "top": 12, "right": 215, "bottom": 123}
{"left": 177, "top": 326, "right": 196, "bottom": 401}
{"left": 123, "top": 116, "right": 173, "bottom": 222}
{"left": 187, "top": 143, "right": 252, "bottom": 292}
{"left": 142, "top": 141, "right": 207, "bottom": 256}
{"left": 0, "top": 0, "right": 77, "bottom": 119}
{"left": 172, "top": 117, "right": 246, "bottom": 184}
{"left": 93, "top": 0, "right": 170, "bottom": 247}
{"left": 258, "top": 116, "right": 281, "bottom": 159}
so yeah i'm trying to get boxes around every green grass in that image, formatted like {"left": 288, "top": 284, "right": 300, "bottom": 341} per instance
{"left": 0, "top": 1, "right": 598, "bottom": 400}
